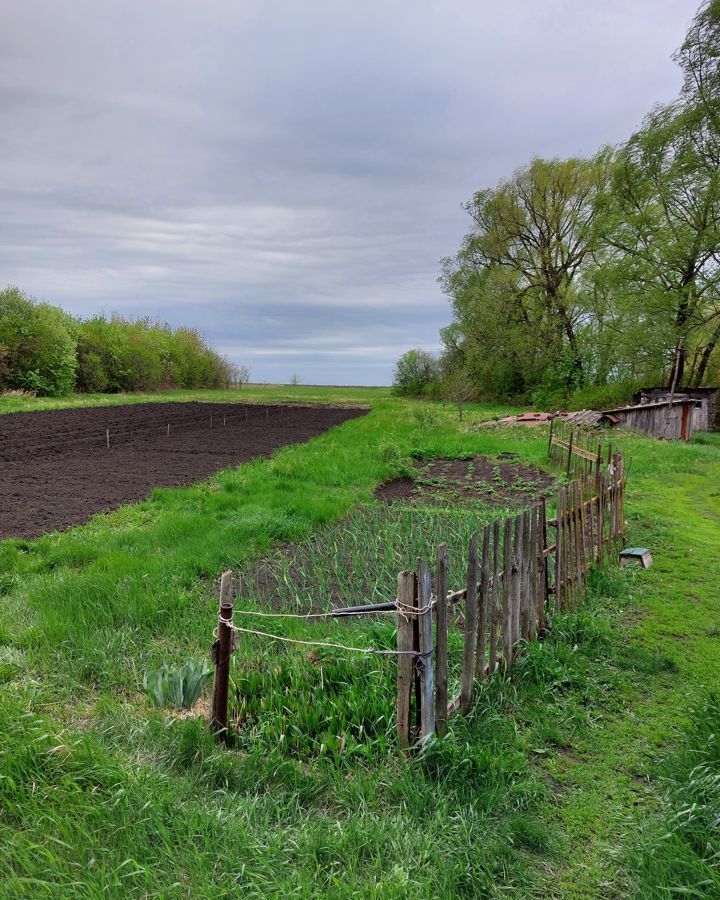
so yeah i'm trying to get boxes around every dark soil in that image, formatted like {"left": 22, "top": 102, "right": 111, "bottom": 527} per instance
{"left": 0, "top": 402, "right": 367, "bottom": 540}
{"left": 374, "top": 456, "right": 555, "bottom": 507}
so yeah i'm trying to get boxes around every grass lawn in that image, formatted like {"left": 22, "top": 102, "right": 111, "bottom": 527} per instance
{"left": 0, "top": 387, "right": 718, "bottom": 898}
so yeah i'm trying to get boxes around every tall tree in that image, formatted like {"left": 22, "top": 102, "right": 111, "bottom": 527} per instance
{"left": 604, "top": 107, "right": 720, "bottom": 387}
{"left": 440, "top": 154, "right": 612, "bottom": 397}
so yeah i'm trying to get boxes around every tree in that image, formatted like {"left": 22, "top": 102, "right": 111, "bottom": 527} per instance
{"left": 440, "top": 154, "right": 612, "bottom": 400}
{"left": 603, "top": 104, "right": 720, "bottom": 387}
{"left": 392, "top": 349, "right": 440, "bottom": 396}
{"left": 443, "top": 369, "right": 475, "bottom": 421}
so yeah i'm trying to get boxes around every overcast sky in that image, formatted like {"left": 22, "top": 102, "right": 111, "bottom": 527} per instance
{"left": 1, "top": 1, "right": 696, "bottom": 385}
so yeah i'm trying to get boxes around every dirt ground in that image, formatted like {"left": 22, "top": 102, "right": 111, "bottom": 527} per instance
{"left": 374, "top": 455, "right": 556, "bottom": 507}
{"left": 0, "top": 402, "right": 366, "bottom": 540}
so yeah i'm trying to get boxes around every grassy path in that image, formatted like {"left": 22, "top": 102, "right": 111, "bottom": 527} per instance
{"left": 535, "top": 442, "right": 720, "bottom": 897}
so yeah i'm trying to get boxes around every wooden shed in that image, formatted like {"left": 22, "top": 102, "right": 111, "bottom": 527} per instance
{"left": 633, "top": 387, "right": 719, "bottom": 433}
{"left": 599, "top": 398, "right": 696, "bottom": 441}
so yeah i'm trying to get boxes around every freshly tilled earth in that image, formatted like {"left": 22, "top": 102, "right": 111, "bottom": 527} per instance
{"left": 0, "top": 401, "right": 366, "bottom": 540}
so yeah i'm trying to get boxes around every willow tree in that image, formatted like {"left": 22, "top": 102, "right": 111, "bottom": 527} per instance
{"left": 440, "top": 153, "right": 612, "bottom": 399}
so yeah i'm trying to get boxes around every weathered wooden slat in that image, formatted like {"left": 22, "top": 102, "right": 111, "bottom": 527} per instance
{"left": 475, "top": 526, "right": 491, "bottom": 678}
{"left": 511, "top": 513, "right": 523, "bottom": 658}
{"left": 551, "top": 437, "right": 601, "bottom": 462}
{"left": 489, "top": 518, "right": 501, "bottom": 676}
{"left": 417, "top": 559, "right": 435, "bottom": 740}
{"left": 396, "top": 571, "right": 415, "bottom": 751}
{"left": 460, "top": 533, "right": 479, "bottom": 716}
{"left": 434, "top": 544, "right": 448, "bottom": 738}
{"left": 520, "top": 509, "right": 531, "bottom": 640}
{"left": 502, "top": 517, "right": 513, "bottom": 667}
{"left": 539, "top": 497, "right": 549, "bottom": 630}
{"left": 555, "top": 487, "right": 564, "bottom": 612}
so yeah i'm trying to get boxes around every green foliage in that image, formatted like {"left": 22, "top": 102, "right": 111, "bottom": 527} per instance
{"left": 392, "top": 348, "right": 440, "bottom": 396}
{"left": 0, "top": 287, "right": 239, "bottom": 396}
{"left": 0, "top": 387, "right": 718, "bottom": 895}
{"left": 440, "top": 1, "right": 720, "bottom": 405}
{"left": 0, "top": 287, "right": 77, "bottom": 396}
{"left": 625, "top": 694, "right": 720, "bottom": 896}
{"left": 142, "top": 658, "right": 212, "bottom": 709}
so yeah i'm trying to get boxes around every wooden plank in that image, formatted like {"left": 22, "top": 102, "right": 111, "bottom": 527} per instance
{"left": 502, "top": 517, "right": 513, "bottom": 668}
{"left": 520, "top": 509, "right": 531, "bottom": 640}
{"left": 550, "top": 438, "right": 602, "bottom": 463}
{"left": 566, "top": 429, "right": 574, "bottom": 478}
{"left": 572, "top": 483, "right": 582, "bottom": 608}
{"left": 434, "top": 544, "right": 448, "bottom": 738}
{"left": 460, "top": 533, "right": 479, "bottom": 716}
{"left": 396, "top": 571, "right": 415, "bottom": 752}
{"left": 548, "top": 416, "right": 554, "bottom": 459}
{"left": 417, "top": 559, "right": 435, "bottom": 740}
{"left": 539, "top": 497, "right": 549, "bottom": 631}
{"left": 475, "top": 527, "right": 491, "bottom": 678}
{"left": 555, "top": 487, "right": 563, "bottom": 612}
{"left": 577, "top": 481, "right": 588, "bottom": 592}
{"left": 511, "top": 513, "right": 523, "bottom": 659}
{"left": 489, "top": 518, "right": 501, "bottom": 676}
{"left": 526, "top": 508, "right": 535, "bottom": 637}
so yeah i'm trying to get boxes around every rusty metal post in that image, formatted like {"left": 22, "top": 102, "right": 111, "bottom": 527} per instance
{"left": 210, "top": 570, "right": 235, "bottom": 741}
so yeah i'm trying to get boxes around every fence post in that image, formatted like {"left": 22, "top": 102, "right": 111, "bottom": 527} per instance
{"left": 435, "top": 545, "right": 448, "bottom": 738}
{"left": 475, "top": 527, "right": 491, "bottom": 678}
{"left": 566, "top": 429, "right": 574, "bottom": 479}
{"left": 548, "top": 416, "right": 554, "bottom": 459}
{"left": 417, "top": 559, "right": 435, "bottom": 740}
{"left": 460, "top": 532, "right": 479, "bottom": 715}
{"left": 489, "top": 519, "right": 501, "bottom": 676}
{"left": 502, "top": 518, "right": 513, "bottom": 668}
{"left": 210, "top": 570, "right": 235, "bottom": 741}
{"left": 540, "top": 496, "right": 549, "bottom": 630}
{"left": 396, "top": 571, "right": 416, "bottom": 752}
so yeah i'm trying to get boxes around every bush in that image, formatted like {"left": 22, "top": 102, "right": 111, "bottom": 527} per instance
{"left": 0, "top": 286, "right": 244, "bottom": 395}
{"left": 393, "top": 349, "right": 441, "bottom": 397}
{"left": 0, "top": 287, "right": 77, "bottom": 396}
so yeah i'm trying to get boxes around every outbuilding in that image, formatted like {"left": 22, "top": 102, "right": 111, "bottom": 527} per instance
{"left": 632, "top": 387, "right": 719, "bottom": 433}
{"left": 599, "top": 398, "right": 697, "bottom": 441}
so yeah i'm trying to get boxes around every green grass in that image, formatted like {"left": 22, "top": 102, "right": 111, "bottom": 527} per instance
{"left": 0, "top": 387, "right": 719, "bottom": 897}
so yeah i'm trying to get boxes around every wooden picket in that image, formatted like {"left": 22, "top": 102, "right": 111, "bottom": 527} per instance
{"left": 396, "top": 447, "right": 626, "bottom": 749}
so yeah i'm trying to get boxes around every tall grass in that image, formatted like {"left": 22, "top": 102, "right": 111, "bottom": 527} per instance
{"left": 624, "top": 694, "right": 720, "bottom": 897}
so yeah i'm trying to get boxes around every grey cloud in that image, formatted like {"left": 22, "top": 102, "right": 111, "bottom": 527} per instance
{"left": 0, "top": 0, "right": 694, "bottom": 383}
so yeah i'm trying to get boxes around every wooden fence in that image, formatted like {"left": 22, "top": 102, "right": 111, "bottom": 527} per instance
{"left": 396, "top": 450, "right": 626, "bottom": 749}
{"left": 548, "top": 418, "right": 617, "bottom": 480}
{"left": 210, "top": 447, "right": 626, "bottom": 750}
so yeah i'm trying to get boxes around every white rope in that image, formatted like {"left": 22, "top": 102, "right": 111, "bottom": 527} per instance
{"left": 225, "top": 622, "right": 432, "bottom": 657}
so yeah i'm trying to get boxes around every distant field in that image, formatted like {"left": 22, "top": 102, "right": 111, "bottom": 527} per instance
{"left": 1, "top": 387, "right": 718, "bottom": 897}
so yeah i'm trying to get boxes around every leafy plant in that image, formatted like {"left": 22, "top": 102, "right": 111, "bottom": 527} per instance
{"left": 142, "top": 658, "right": 212, "bottom": 709}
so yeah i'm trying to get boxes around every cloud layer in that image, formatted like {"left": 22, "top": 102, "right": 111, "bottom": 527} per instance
{"left": 1, "top": 0, "right": 693, "bottom": 383}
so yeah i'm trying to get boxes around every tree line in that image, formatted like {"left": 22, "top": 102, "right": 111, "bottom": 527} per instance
{"left": 0, "top": 287, "right": 245, "bottom": 397}
{"left": 396, "top": 1, "right": 720, "bottom": 409}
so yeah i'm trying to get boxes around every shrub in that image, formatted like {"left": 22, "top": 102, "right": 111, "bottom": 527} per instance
{"left": 393, "top": 349, "right": 441, "bottom": 396}
{"left": 0, "top": 287, "right": 77, "bottom": 396}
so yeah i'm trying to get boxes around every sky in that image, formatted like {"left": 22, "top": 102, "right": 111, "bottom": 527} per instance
{"left": 0, "top": 0, "right": 697, "bottom": 385}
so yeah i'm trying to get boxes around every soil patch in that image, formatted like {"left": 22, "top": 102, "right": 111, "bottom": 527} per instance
{"left": 374, "top": 456, "right": 556, "bottom": 508}
{"left": 0, "top": 401, "right": 366, "bottom": 540}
